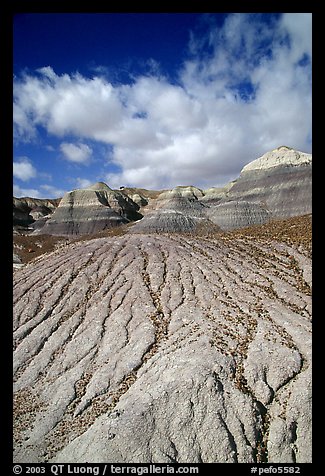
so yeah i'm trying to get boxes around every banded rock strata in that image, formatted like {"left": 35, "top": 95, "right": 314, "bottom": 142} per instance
{"left": 19, "top": 146, "right": 311, "bottom": 236}
{"left": 13, "top": 231, "right": 311, "bottom": 463}
{"left": 13, "top": 197, "right": 60, "bottom": 230}
{"left": 128, "top": 146, "right": 312, "bottom": 233}
{"left": 36, "top": 182, "right": 142, "bottom": 236}
{"left": 203, "top": 146, "right": 312, "bottom": 230}
{"left": 131, "top": 186, "right": 215, "bottom": 234}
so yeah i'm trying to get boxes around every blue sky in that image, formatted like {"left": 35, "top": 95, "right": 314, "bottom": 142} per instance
{"left": 13, "top": 13, "right": 312, "bottom": 198}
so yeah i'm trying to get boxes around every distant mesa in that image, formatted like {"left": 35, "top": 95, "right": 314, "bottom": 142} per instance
{"left": 13, "top": 146, "right": 312, "bottom": 236}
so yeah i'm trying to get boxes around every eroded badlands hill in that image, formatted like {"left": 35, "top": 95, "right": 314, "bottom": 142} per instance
{"left": 17, "top": 146, "right": 311, "bottom": 237}
{"left": 36, "top": 182, "right": 142, "bottom": 236}
{"left": 13, "top": 217, "right": 312, "bottom": 463}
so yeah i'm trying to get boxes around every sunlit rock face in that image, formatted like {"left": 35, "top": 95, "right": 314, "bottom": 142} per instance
{"left": 131, "top": 147, "right": 312, "bottom": 233}
{"left": 13, "top": 197, "right": 59, "bottom": 229}
{"left": 206, "top": 200, "right": 271, "bottom": 231}
{"left": 204, "top": 147, "right": 312, "bottom": 230}
{"left": 24, "top": 147, "right": 311, "bottom": 235}
{"left": 36, "top": 182, "right": 141, "bottom": 236}
{"left": 131, "top": 185, "right": 216, "bottom": 234}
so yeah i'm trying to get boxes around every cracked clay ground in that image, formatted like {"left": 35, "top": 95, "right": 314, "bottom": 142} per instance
{"left": 13, "top": 230, "right": 312, "bottom": 463}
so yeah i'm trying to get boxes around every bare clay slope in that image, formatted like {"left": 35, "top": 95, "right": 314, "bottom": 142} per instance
{"left": 13, "top": 220, "right": 312, "bottom": 463}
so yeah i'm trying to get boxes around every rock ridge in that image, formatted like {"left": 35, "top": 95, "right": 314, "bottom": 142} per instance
{"left": 35, "top": 183, "right": 142, "bottom": 236}
{"left": 16, "top": 146, "right": 311, "bottom": 235}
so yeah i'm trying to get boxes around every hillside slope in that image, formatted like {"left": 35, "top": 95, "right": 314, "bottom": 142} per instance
{"left": 13, "top": 216, "right": 311, "bottom": 463}
{"left": 36, "top": 182, "right": 142, "bottom": 236}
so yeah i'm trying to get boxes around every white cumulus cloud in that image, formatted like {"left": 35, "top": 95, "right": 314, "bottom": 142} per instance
{"left": 60, "top": 142, "right": 92, "bottom": 164}
{"left": 39, "top": 184, "right": 67, "bottom": 198}
{"left": 13, "top": 13, "right": 312, "bottom": 190}
{"left": 74, "top": 177, "right": 94, "bottom": 189}
{"left": 13, "top": 183, "right": 41, "bottom": 198}
{"left": 13, "top": 157, "right": 37, "bottom": 181}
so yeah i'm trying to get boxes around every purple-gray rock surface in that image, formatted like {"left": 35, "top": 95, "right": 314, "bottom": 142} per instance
{"left": 36, "top": 182, "right": 141, "bottom": 236}
{"left": 13, "top": 230, "right": 312, "bottom": 463}
{"left": 203, "top": 146, "right": 312, "bottom": 230}
{"left": 130, "top": 147, "right": 312, "bottom": 233}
